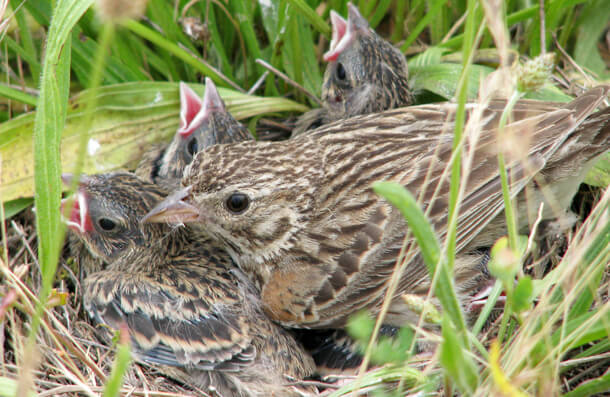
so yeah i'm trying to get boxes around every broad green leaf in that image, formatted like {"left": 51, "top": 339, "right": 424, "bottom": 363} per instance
{"left": 1, "top": 82, "right": 307, "bottom": 203}
{"left": 1, "top": 198, "right": 34, "bottom": 219}
{"left": 564, "top": 372, "right": 610, "bottom": 397}
{"left": 408, "top": 47, "right": 447, "bottom": 68}
{"left": 574, "top": 0, "right": 610, "bottom": 78}
{"left": 346, "top": 311, "right": 375, "bottom": 343}
{"left": 553, "top": 311, "right": 610, "bottom": 352}
{"left": 522, "top": 84, "right": 573, "bottom": 102}
{"left": 584, "top": 153, "right": 610, "bottom": 187}
{"left": 512, "top": 276, "right": 534, "bottom": 313}
{"left": 409, "top": 63, "right": 493, "bottom": 101}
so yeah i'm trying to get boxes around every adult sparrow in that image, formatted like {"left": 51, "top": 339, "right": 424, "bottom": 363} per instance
{"left": 144, "top": 86, "right": 610, "bottom": 329}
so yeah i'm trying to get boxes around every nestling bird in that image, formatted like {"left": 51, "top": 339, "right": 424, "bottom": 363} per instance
{"left": 136, "top": 77, "right": 253, "bottom": 189}
{"left": 71, "top": 78, "right": 253, "bottom": 278}
{"left": 63, "top": 172, "right": 315, "bottom": 396}
{"left": 293, "top": 3, "right": 412, "bottom": 135}
{"left": 144, "top": 86, "right": 610, "bottom": 329}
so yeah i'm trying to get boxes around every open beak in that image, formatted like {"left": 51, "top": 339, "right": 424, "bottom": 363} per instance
{"left": 141, "top": 186, "right": 201, "bottom": 224}
{"left": 60, "top": 173, "right": 93, "bottom": 233}
{"left": 61, "top": 190, "right": 92, "bottom": 233}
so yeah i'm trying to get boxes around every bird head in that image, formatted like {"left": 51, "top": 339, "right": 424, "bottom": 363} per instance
{"left": 159, "top": 78, "right": 253, "bottom": 184}
{"left": 62, "top": 172, "right": 168, "bottom": 262}
{"left": 143, "top": 140, "right": 321, "bottom": 274}
{"left": 321, "top": 3, "right": 411, "bottom": 119}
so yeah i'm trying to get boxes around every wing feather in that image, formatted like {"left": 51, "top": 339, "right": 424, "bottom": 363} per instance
{"left": 84, "top": 268, "right": 254, "bottom": 371}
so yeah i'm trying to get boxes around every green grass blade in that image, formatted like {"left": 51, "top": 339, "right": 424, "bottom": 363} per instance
{"left": 440, "top": 316, "right": 479, "bottom": 394}
{"left": 29, "top": 5, "right": 94, "bottom": 394}
{"left": 563, "top": 372, "right": 610, "bottom": 397}
{"left": 445, "top": 0, "right": 480, "bottom": 279}
{"left": 34, "top": 0, "right": 93, "bottom": 291}
{"left": 573, "top": 0, "right": 610, "bottom": 78}
{"left": 0, "top": 84, "right": 37, "bottom": 106}
{"left": 369, "top": 0, "right": 392, "bottom": 29}
{"left": 0, "top": 377, "right": 37, "bottom": 397}
{"left": 373, "top": 182, "right": 440, "bottom": 265}
{"left": 102, "top": 331, "right": 132, "bottom": 397}
{"left": 567, "top": 205, "right": 610, "bottom": 319}
{"left": 228, "top": 0, "right": 264, "bottom": 80}
{"left": 372, "top": 181, "right": 466, "bottom": 334}
{"left": 285, "top": 0, "right": 330, "bottom": 38}
{"left": 122, "top": 20, "right": 237, "bottom": 89}
{"left": 3, "top": 35, "right": 41, "bottom": 72}
{"left": 10, "top": 0, "right": 41, "bottom": 85}
{"left": 400, "top": 0, "right": 449, "bottom": 52}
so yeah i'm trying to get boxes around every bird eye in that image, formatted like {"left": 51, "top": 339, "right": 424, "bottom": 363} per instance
{"left": 187, "top": 137, "right": 198, "bottom": 156}
{"left": 98, "top": 217, "right": 117, "bottom": 231}
{"left": 225, "top": 193, "right": 250, "bottom": 214}
{"left": 336, "top": 62, "right": 346, "bottom": 80}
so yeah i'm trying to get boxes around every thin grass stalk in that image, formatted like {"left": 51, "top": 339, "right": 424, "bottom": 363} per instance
{"left": 400, "top": 0, "right": 449, "bottom": 52}
{"left": 496, "top": 90, "right": 523, "bottom": 250}
{"left": 228, "top": 0, "right": 263, "bottom": 79}
{"left": 122, "top": 20, "right": 240, "bottom": 90}
{"left": 390, "top": 0, "right": 406, "bottom": 42}
{"left": 440, "top": 3, "right": 562, "bottom": 49}
{"left": 10, "top": 0, "right": 40, "bottom": 86}
{"left": 369, "top": 0, "right": 391, "bottom": 28}
{"left": 3, "top": 35, "right": 41, "bottom": 72}
{"left": 495, "top": 190, "right": 610, "bottom": 391}
{"left": 102, "top": 326, "right": 132, "bottom": 397}
{"left": 445, "top": 0, "right": 477, "bottom": 273}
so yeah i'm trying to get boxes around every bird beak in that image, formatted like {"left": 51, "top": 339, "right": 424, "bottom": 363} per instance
{"left": 141, "top": 186, "right": 200, "bottom": 224}
{"left": 60, "top": 173, "right": 93, "bottom": 233}
{"left": 61, "top": 189, "right": 92, "bottom": 234}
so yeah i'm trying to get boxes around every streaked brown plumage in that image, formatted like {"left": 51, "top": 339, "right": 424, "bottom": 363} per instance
{"left": 293, "top": 3, "right": 412, "bottom": 136}
{"left": 70, "top": 78, "right": 254, "bottom": 280}
{"left": 64, "top": 172, "right": 315, "bottom": 396}
{"left": 136, "top": 77, "right": 253, "bottom": 190}
{"left": 144, "top": 86, "right": 610, "bottom": 329}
